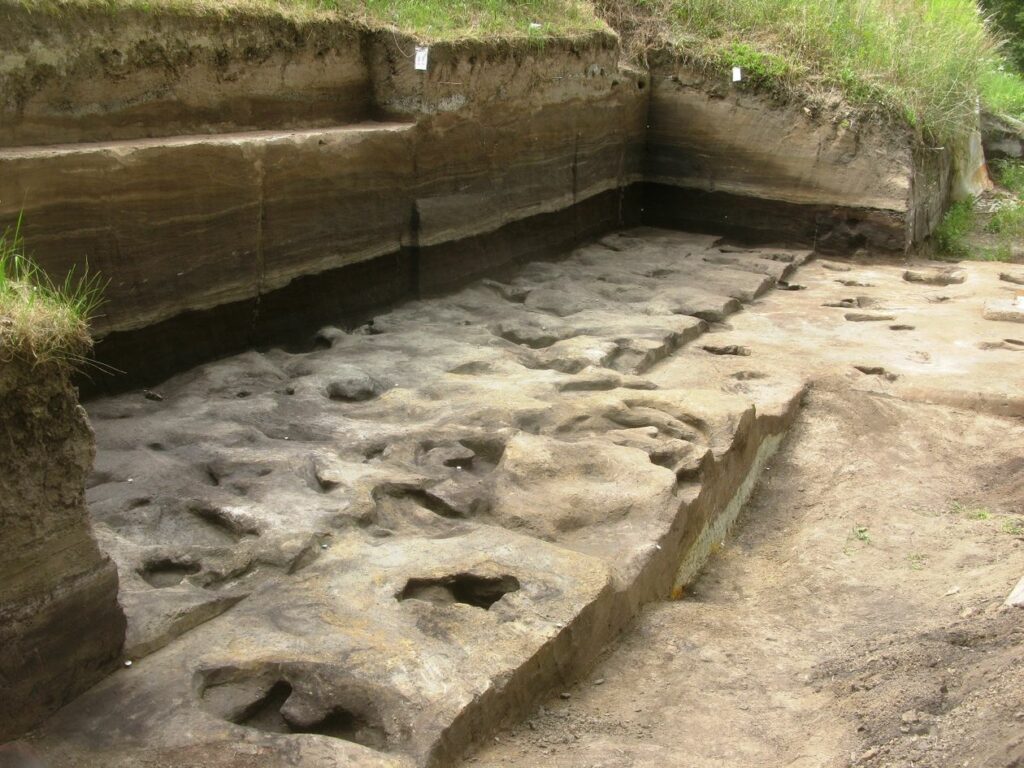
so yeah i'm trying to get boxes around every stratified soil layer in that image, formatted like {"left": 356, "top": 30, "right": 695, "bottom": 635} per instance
{"left": 0, "top": 360, "right": 125, "bottom": 740}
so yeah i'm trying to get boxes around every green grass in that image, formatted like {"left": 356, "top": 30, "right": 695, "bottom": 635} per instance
{"left": 605, "top": 0, "right": 997, "bottom": 144}
{"left": 980, "top": 66, "right": 1024, "bottom": 120}
{"left": 991, "top": 158, "right": 1024, "bottom": 195}
{"left": 935, "top": 199, "right": 976, "bottom": 259}
{"left": 348, "top": 0, "right": 605, "bottom": 39}
{"left": 0, "top": 215, "right": 104, "bottom": 368}
{"left": 984, "top": 202, "right": 1024, "bottom": 236}
{"left": 15, "top": 0, "right": 608, "bottom": 41}
{"left": 934, "top": 158, "right": 1024, "bottom": 262}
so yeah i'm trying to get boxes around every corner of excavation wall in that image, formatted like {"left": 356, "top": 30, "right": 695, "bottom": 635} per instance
{"left": 0, "top": 359, "right": 126, "bottom": 741}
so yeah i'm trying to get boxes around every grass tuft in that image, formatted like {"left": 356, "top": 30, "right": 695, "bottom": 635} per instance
{"left": 0, "top": 214, "right": 105, "bottom": 369}
{"left": 934, "top": 158, "right": 1024, "bottom": 262}
{"left": 980, "top": 66, "right": 1024, "bottom": 120}
{"left": 934, "top": 199, "right": 976, "bottom": 259}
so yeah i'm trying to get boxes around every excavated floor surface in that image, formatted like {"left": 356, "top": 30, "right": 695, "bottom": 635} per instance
{"left": 18, "top": 231, "right": 1024, "bottom": 767}
{"left": 24, "top": 229, "right": 811, "bottom": 768}
{"left": 467, "top": 255, "right": 1024, "bottom": 768}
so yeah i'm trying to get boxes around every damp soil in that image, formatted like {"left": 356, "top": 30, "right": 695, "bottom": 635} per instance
{"left": 468, "top": 383, "right": 1024, "bottom": 768}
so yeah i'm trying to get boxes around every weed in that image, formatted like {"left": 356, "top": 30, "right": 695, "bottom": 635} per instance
{"left": 934, "top": 200, "right": 975, "bottom": 259}
{"left": 1003, "top": 518, "right": 1024, "bottom": 536}
{"left": 950, "top": 501, "right": 995, "bottom": 519}
{"left": 0, "top": 214, "right": 105, "bottom": 368}
{"left": 854, "top": 525, "right": 871, "bottom": 544}
{"left": 908, "top": 553, "right": 928, "bottom": 570}
{"left": 991, "top": 159, "right": 1024, "bottom": 196}
{"left": 985, "top": 203, "right": 1024, "bottom": 236}
{"left": 723, "top": 41, "right": 790, "bottom": 82}
{"left": 981, "top": 66, "right": 1024, "bottom": 120}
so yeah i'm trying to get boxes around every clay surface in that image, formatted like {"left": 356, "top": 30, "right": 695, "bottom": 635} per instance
{"left": 469, "top": 256, "right": 1024, "bottom": 768}
{"left": 17, "top": 229, "right": 808, "bottom": 766}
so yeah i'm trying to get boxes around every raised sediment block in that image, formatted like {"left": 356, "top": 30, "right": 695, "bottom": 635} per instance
{"left": 0, "top": 360, "right": 126, "bottom": 741}
{"left": 28, "top": 230, "right": 808, "bottom": 767}
{"left": 0, "top": 124, "right": 416, "bottom": 335}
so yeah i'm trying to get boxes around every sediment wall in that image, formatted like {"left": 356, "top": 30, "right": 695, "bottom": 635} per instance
{"left": 0, "top": 6, "right": 956, "bottom": 390}
{"left": 0, "top": 358, "right": 126, "bottom": 740}
{"left": 643, "top": 60, "right": 955, "bottom": 251}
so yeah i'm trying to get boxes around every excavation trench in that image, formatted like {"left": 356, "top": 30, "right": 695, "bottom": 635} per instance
{"left": 11, "top": 229, "right": 810, "bottom": 767}
{"left": 0, "top": 11, "right": 1003, "bottom": 767}
{"left": 8, "top": 229, "right": 1024, "bottom": 768}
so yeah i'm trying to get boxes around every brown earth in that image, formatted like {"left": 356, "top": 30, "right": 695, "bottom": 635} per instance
{"left": 0, "top": 359, "right": 125, "bottom": 740}
{"left": 467, "top": 256, "right": 1024, "bottom": 768}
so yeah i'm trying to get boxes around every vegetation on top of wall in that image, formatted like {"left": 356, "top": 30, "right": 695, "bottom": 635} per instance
{"left": 0, "top": 216, "right": 104, "bottom": 368}
{"left": 981, "top": 67, "right": 1024, "bottom": 120}
{"left": 602, "top": 0, "right": 998, "bottom": 144}
{"left": 12, "top": 0, "right": 609, "bottom": 41}
{"left": 978, "top": 0, "right": 1024, "bottom": 119}
{"left": 12, "top": 0, "right": 1014, "bottom": 141}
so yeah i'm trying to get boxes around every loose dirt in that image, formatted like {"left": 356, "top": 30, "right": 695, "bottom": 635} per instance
{"left": 468, "top": 258, "right": 1024, "bottom": 768}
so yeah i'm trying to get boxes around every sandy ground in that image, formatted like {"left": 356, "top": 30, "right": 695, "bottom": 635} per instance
{"left": 467, "top": 258, "right": 1024, "bottom": 768}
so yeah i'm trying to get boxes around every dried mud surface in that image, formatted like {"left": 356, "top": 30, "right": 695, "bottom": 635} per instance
{"left": 468, "top": 257, "right": 1024, "bottom": 768}
{"left": 15, "top": 229, "right": 810, "bottom": 768}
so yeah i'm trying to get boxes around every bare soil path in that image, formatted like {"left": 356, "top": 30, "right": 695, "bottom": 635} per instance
{"left": 468, "top": 257, "right": 1024, "bottom": 768}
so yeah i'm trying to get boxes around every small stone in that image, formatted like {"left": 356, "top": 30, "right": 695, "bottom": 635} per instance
{"left": 983, "top": 299, "right": 1024, "bottom": 324}
{"left": 593, "top": 678, "right": 605, "bottom": 686}
{"left": 124, "top": 660, "right": 133, "bottom": 668}
{"left": 142, "top": 390, "right": 164, "bottom": 402}
{"left": 325, "top": 365, "right": 391, "bottom": 402}
{"left": 901, "top": 710, "right": 920, "bottom": 724}
{"left": 559, "top": 692, "right": 571, "bottom": 700}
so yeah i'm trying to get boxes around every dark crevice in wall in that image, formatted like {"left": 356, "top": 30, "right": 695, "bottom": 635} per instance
{"left": 252, "top": 152, "right": 268, "bottom": 336}
{"left": 642, "top": 183, "right": 907, "bottom": 253}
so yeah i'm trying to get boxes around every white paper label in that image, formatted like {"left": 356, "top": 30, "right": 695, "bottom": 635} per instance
{"left": 732, "top": 66, "right": 742, "bottom": 82}
{"left": 415, "top": 46, "right": 429, "bottom": 71}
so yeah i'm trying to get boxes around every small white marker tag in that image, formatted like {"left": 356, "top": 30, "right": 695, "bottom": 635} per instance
{"left": 414, "top": 46, "right": 429, "bottom": 71}
{"left": 732, "top": 66, "right": 742, "bottom": 82}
